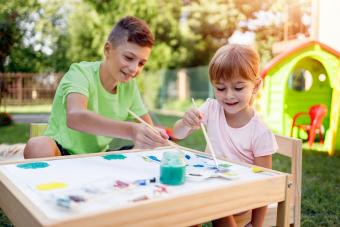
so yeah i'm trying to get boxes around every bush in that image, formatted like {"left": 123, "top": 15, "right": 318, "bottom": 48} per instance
{"left": 0, "top": 112, "right": 13, "bottom": 126}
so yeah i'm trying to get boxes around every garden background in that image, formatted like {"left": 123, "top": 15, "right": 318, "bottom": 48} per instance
{"left": 0, "top": 0, "right": 339, "bottom": 226}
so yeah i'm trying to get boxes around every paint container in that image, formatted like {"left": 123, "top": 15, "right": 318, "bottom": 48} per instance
{"left": 160, "top": 151, "right": 186, "bottom": 185}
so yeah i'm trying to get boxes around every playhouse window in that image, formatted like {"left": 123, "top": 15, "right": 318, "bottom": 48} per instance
{"left": 288, "top": 69, "right": 313, "bottom": 91}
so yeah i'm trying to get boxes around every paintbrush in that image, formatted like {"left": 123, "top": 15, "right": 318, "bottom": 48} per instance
{"left": 191, "top": 98, "right": 220, "bottom": 170}
{"left": 126, "top": 109, "right": 182, "bottom": 151}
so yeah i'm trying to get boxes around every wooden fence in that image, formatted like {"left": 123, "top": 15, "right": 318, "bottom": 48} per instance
{"left": 0, "top": 73, "right": 63, "bottom": 105}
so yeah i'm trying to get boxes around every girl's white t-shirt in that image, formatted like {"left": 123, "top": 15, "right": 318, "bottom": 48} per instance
{"left": 199, "top": 98, "right": 278, "bottom": 164}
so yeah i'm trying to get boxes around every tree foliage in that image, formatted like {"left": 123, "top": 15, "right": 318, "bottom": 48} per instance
{"left": 0, "top": 0, "right": 70, "bottom": 72}
{"left": 0, "top": 0, "right": 305, "bottom": 73}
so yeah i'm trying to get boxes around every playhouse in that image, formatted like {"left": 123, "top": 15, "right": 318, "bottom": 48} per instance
{"left": 259, "top": 40, "right": 340, "bottom": 155}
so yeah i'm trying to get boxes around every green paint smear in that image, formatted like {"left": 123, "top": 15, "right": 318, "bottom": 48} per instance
{"left": 103, "top": 154, "right": 126, "bottom": 160}
{"left": 219, "top": 163, "right": 232, "bottom": 168}
{"left": 17, "top": 162, "right": 49, "bottom": 169}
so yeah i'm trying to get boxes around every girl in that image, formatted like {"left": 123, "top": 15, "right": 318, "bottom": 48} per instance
{"left": 173, "top": 44, "right": 278, "bottom": 227}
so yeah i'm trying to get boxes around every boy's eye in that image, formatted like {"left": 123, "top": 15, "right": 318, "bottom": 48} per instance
{"left": 124, "top": 56, "right": 133, "bottom": 61}
{"left": 216, "top": 87, "right": 225, "bottom": 91}
{"left": 138, "top": 62, "right": 145, "bottom": 67}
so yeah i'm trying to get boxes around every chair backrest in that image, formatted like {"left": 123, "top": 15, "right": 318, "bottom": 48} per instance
{"left": 308, "top": 104, "right": 327, "bottom": 128}
{"left": 274, "top": 134, "right": 302, "bottom": 227}
{"left": 29, "top": 123, "right": 48, "bottom": 138}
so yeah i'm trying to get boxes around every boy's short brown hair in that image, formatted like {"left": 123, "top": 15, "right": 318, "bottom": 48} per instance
{"left": 209, "top": 44, "right": 260, "bottom": 84}
{"left": 107, "top": 16, "right": 154, "bottom": 48}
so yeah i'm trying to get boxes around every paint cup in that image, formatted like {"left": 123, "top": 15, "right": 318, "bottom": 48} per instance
{"left": 160, "top": 151, "right": 186, "bottom": 185}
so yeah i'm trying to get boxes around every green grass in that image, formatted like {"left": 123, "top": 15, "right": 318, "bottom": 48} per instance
{"left": 0, "top": 114, "right": 339, "bottom": 226}
{"left": 0, "top": 123, "right": 29, "bottom": 144}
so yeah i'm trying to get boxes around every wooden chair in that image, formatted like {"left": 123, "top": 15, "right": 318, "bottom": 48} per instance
{"left": 235, "top": 134, "right": 302, "bottom": 227}
{"left": 29, "top": 123, "right": 48, "bottom": 137}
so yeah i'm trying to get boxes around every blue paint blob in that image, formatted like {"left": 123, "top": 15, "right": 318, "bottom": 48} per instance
{"left": 185, "top": 154, "right": 191, "bottom": 160}
{"left": 134, "top": 179, "right": 147, "bottom": 186}
{"left": 193, "top": 164, "right": 204, "bottom": 168}
{"left": 57, "top": 198, "right": 71, "bottom": 209}
{"left": 103, "top": 154, "right": 126, "bottom": 160}
{"left": 148, "top": 155, "right": 161, "bottom": 162}
{"left": 17, "top": 162, "right": 49, "bottom": 169}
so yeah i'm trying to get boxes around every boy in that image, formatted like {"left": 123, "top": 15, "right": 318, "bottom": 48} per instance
{"left": 24, "top": 16, "right": 168, "bottom": 158}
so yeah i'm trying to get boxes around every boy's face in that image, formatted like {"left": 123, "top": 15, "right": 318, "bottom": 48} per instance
{"left": 104, "top": 41, "right": 151, "bottom": 83}
{"left": 212, "top": 77, "right": 260, "bottom": 116}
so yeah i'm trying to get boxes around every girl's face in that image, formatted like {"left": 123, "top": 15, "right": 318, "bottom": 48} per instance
{"left": 213, "top": 77, "right": 260, "bottom": 116}
{"left": 104, "top": 41, "right": 151, "bottom": 83}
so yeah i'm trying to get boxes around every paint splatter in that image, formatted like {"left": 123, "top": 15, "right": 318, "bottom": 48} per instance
{"left": 193, "top": 164, "right": 204, "bottom": 168}
{"left": 189, "top": 173, "right": 203, "bottom": 176}
{"left": 133, "top": 177, "right": 157, "bottom": 186}
{"left": 114, "top": 180, "right": 130, "bottom": 189}
{"left": 252, "top": 167, "right": 264, "bottom": 173}
{"left": 147, "top": 155, "right": 161, "bottom": 162}
{"left": 185, "top": 154, "right": 191, "bottom": 160}
{"left": 131, "top": 195, "right": 149, "bottom": 202}
{"left": 154, "top": 185, "right": 168, "bottom": 195}
{"left": 103, "top": 154, "right": 126, "bottom": 160}
{"left": 196, "top": 154, "right": 212, "bottom": 159}
{"left": 219, "top": 163, "right": 232, "bottom": 168}
{"left": 17, "top": 162, "right": 49, "bottom": 169}
{"left": 69, "top": 195, "right": 86, "bottom": 203}
{"left": 57, "top": 198, "right": 71, "bottom": 209}
{"left": 36, "top": 182, "right": 67, "bottom": 191}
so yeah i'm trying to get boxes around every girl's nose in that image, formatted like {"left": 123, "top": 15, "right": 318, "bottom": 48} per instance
{"left": 225, "top": 88, "right": 234, "bottom": 98}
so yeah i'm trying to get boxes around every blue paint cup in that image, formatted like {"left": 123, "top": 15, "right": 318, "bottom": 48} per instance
{"left": 160, "top": 151, "right": 186, "bottom": 185}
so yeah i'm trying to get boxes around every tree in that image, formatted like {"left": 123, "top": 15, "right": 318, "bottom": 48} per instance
{"left": 0, "top": 0, "right": 71, "bottom": 72}
{"left": 66, "top": 0, "right": 183, "bottom": 71}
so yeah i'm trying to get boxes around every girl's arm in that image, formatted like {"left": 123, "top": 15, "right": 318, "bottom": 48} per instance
{"left": 251, "top": 154, "right": 272, "bottom": 227}
{"left": 173, "top": 108, "right": 202, "bottom": 139}
{"left": 173, "top": 119, "right": 194, "bottom": 139}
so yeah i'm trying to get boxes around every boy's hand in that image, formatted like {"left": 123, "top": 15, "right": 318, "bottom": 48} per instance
{"left": 183, "top": 108, "right": 203, "bottom": 130}
{"left": 133, "top": 124, "right": 169, "bottom": 149}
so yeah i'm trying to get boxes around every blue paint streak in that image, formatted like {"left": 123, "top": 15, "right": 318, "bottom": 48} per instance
{"left": 17, "top": 162, "right": 49, "bottom": 169}
{"left": 148, "top": 155, "right": 161, "bottom": 162}
{"left": 185, "top": 154, "right": 191, "bottom": 160}
{"left": 103, "top": 154, "right": 126, "bottom": 160}
{"left": 193, "top": 164, "right": 204, "bottom": 168}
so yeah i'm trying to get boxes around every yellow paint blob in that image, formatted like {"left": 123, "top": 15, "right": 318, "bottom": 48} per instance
{"left": 252, "top": 167, "right": 264, "bottom": 173}
{"left": 36, "top": 182, "right": 67, "bottom": 191}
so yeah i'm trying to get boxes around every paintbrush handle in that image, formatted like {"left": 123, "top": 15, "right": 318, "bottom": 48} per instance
{"left": 127, "top": 109, "right": 181, "bottom": 150}
{"left": 191, "top": 98, "right": 220, "bottom": 168}
{"left": 199, "top": 122, "right": 219, "bottom": 167}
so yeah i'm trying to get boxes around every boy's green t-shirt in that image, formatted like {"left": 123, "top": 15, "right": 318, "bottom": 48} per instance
{"left": 44, "top": 61, "right": 147, "bottom": 154}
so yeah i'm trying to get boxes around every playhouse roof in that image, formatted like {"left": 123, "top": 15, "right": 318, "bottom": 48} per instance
{"left": 260, "top": 40, "right": 340, "bottom": 79}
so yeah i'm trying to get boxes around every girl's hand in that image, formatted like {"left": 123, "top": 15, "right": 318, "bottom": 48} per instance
{"left": 182, "top": 108, "right": 203, "bottom": 130}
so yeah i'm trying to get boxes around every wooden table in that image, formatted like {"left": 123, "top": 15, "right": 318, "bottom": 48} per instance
{"left": 0, "top": 147, "right": 292, "bottom": 227}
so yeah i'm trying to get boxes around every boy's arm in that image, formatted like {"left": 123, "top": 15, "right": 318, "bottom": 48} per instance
{"left": 66, "top": 93, "right": 168, "bottom": 147}
{"left": 251, "top": 154, "right": 272, "bottom": 227}
{"left": 140, "top": 113, "right": 154, "bottom": 126}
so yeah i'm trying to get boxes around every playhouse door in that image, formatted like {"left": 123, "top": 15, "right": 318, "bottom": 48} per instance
{"left": 284, "top": 58, "right": 331, "bottom": 139}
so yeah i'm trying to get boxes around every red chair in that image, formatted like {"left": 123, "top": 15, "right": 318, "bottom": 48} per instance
{"left": 290, "top": 104, "right": 327, "bottom": 147}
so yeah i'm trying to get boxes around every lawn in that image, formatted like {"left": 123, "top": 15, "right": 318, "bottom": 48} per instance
{"left": 0, "top": 114, "right": 339, "bottom": 226}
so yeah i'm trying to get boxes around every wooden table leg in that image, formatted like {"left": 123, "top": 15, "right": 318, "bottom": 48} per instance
{"left": 277, "top": 175, "right": 292, "bottom": 227}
